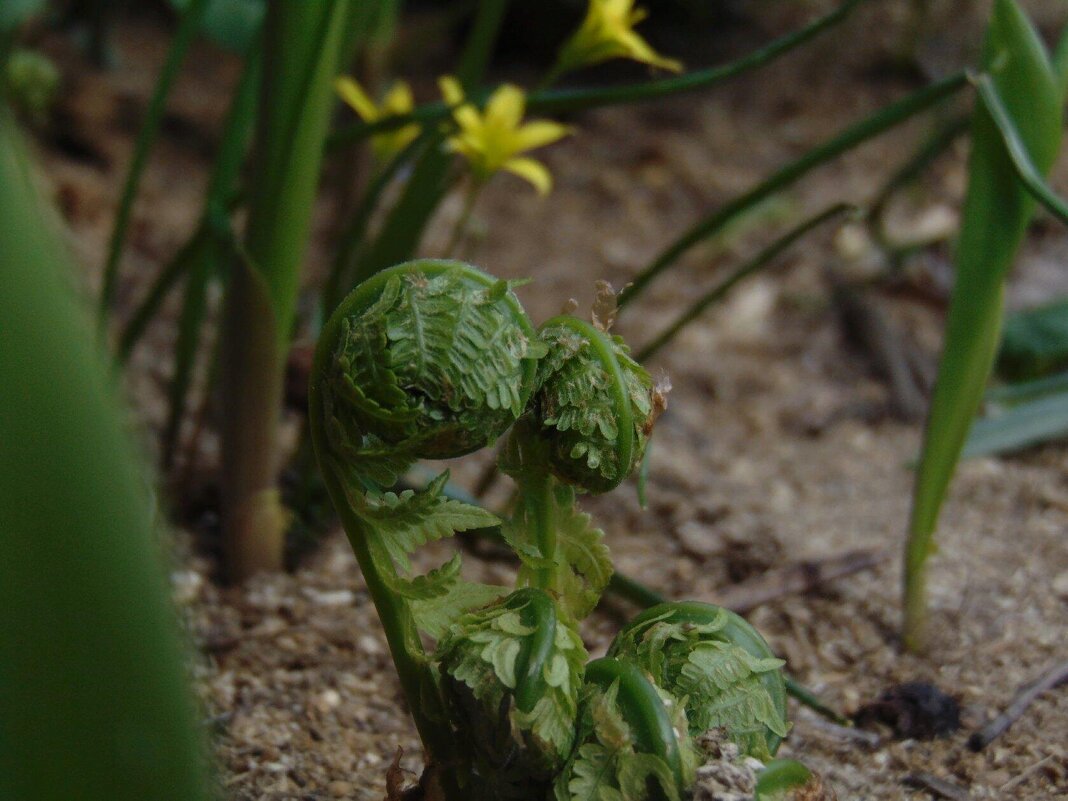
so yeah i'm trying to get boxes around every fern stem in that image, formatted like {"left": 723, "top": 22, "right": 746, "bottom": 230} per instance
{"left": 321, "top": 468, "right": 464, "bottom": 795}
{"left": 529, "top": 473, "right": 557, "bottom": 591}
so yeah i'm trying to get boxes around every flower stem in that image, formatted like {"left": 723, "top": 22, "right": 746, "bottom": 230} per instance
{"left": 443, "top": 179, "right": 481, "bottom": 258}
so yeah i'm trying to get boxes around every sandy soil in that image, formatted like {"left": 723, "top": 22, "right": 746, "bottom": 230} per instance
{"left": 24, "top": 2, "right": 1068, "bottom": 799}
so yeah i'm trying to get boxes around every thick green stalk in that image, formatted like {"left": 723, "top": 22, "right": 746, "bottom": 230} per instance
{"left": 528, "top": 473, "right": 556, "bottom": 591}
{"left": 0, "top": 116, "right": 211, "bottom": 801}
{"left": 619, "top": 71, "right": 970, "bottom": 308}
{"left": 98, "top": 0, "right": 209, "bottom": 327}
{"left": 219, "top": 0, "right": 352, "bottom": 581}
{"left": 904, "top": 0, "right": 1063, "bottom": 651}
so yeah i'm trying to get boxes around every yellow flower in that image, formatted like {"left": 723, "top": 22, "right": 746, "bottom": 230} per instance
{"left": 554, "top": 0, "right": 683, "bottom": 76}
{"left": 439, "top": 76, "right": 570, "bottom": 195}
{"left": 335, "top": 77, "right": 420, "bottom": 161}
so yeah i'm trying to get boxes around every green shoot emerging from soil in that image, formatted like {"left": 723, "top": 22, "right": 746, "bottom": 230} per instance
{"left": 309, "top": 259, "right": 788, "bottom": 800}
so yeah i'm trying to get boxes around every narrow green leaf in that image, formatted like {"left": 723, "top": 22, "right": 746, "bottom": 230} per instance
{"left": 986, "top": 368, "right": 1068, "bottom": 405}
{"left": 976, "top": 73, "right": 1068, "bottom": 225}
{"left": 99, "top": 0, "right": 211, "bottom": 326}
{"left": 322, "top": 132, "right": 429, "bottom": 313}
{"left": 348, "top": 0, "right": 508, "bottom": 284}
{"left": 117, "top": 227, "right": 204, "bottom": 362}
{"left": 619, "top": 71, "right": 969, "bottom": 308}
{"left": 904, "top": 0, "right": 1063, "bottom": 650}
{"left": 637, "top": 203, "right": 854, "bottom": 361}
{"left": 963, "top": 389, "right": 1068, "bottom": 458}
{"left": 161, "top": 231, "right": 219, "bottom": 468}
{"left": 118, "top": 41, "right": 260, "bottom": 363}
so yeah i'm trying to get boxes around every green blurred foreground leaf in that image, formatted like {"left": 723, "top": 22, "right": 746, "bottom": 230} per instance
{"left": 0, "top": 119, "right": 211, "bottom": 800}
{"left": 170, "top": 0, "right": 264, "bottom": 53}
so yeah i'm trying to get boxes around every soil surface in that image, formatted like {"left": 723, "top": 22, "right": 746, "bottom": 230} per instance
{"left": 25, "top": 2, "right": 1068, "bottom": 799}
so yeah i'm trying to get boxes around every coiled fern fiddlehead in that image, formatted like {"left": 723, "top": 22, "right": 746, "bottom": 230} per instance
{"left": 309, "top": 259, "right": 789, "bottom": 801}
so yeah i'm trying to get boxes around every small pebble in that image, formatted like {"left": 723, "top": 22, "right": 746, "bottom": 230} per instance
{"left": 328, "top": 779, "right": 353, "bottom": 797}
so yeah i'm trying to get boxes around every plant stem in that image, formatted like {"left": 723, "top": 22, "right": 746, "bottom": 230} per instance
{"left": 327, "top": 0, "right": 869, "bottom": 149}
{"left": 529, "top": 473, "right": 556, "bottom": 590}
{"left": 98, "top": 0, "right": 209, "bottom": 329}
{"left": 307, "top": 300, "right": 464, "bottom": 799}
{"left": 443, "top": 179, "right": 481, "bottom": 258}
{"left": 327, "top": 473, "right": 463, "bottom": 796}
{"left": 618, "top": 71, "right": 970, "bottom": 309}
{"left": 637, "top": 203, "right": 854, "bottom": 361}
{"left": 219, "top": 0, "right": 353, "bottom": 581}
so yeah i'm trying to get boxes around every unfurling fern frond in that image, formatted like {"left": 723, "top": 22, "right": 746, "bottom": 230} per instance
{"left": 533, "top": 316, "right": 657, "bottom": 494}
{"left": 316, "top": 260, "right": 545, "bottom": 479}
{"left": 435, "top": 588, "right": 586, "bottom": 798}
{"left": 555, "top": 658, "right": 696, "bottom": 801}
{"left": 607, "top": 602, "right": 788, "bottom": 760}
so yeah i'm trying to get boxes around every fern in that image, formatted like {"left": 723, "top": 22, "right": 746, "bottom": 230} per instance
{"left": 354, "top": 471, "right": 499, "bottom": 572}
{"left": 510, "top": 483, "right": 613, "bottom": 620}
{"left": 534, "top": 319, "right": 653, "bottom": 492}
{"left": 326, "top": 269, "right": 544, "bottom": 460}
{"left": 436, "top": 590, "right": 585, "bottom": 794}
{"left": 675, "top": 642, "right": 788, "bottom": 759}
{"left": 309, "top": 261, "right": 791, "bottom": 799}
{"left": 557, "top": 680, "right": 690, "bottom": 801}
{"left": 608, "top": 612, "right": 787, "bottom": 760}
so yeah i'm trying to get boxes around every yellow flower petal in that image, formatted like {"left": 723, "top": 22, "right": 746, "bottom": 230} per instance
{"left": 513, "top": 120, "right": 571, "bottom": 152}
{"left": 552, "top": 0, "right": 682, "bottom": 76}
{"left": 603, "top": 0, "right": 633, "bottom": 18}
{"left": 438, "top": 75, "right": 465, "bottom": 107}
{"left": 335, "top": 76, "right": 379, "bottom": 122}
{"left": 453, "top": 105, "right": 483, "bottom": 135}
{"left": 485, "top": 84, "right": 526, "bottom": 131}
{"left": 503, "top": 157, "right": 553, "bottom": 195}
{"left": 383, "top": 81, "right": 414, "bottom": 115}
{"left": 617, "top": 28, "right": 683, "bottom": 72}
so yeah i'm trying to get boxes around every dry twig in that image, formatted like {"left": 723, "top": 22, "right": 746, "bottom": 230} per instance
{"left": 968, "top": 657, "right": 1068, "bottom": 751}
{"left": 903, "top": 772, "right": 972, "bottom": 801}
{"left": 712, "top": 548, "right": 888, "bottom": 614}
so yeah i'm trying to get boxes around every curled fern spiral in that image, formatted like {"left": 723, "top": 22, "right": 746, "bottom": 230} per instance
{"left": 316, "top": 260, "right": 543, "bottom": 466}
{"left": 608, "top": 601, "right": 789, "bottom": 759}
{"left": 531, "top": 316, "right": 656, "bottom": 493}
{"left": 554, "top": 657, "right": 696, "bottom": 801}
{"left": 435, "top": 588, "right": 586, "bottom": 796}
